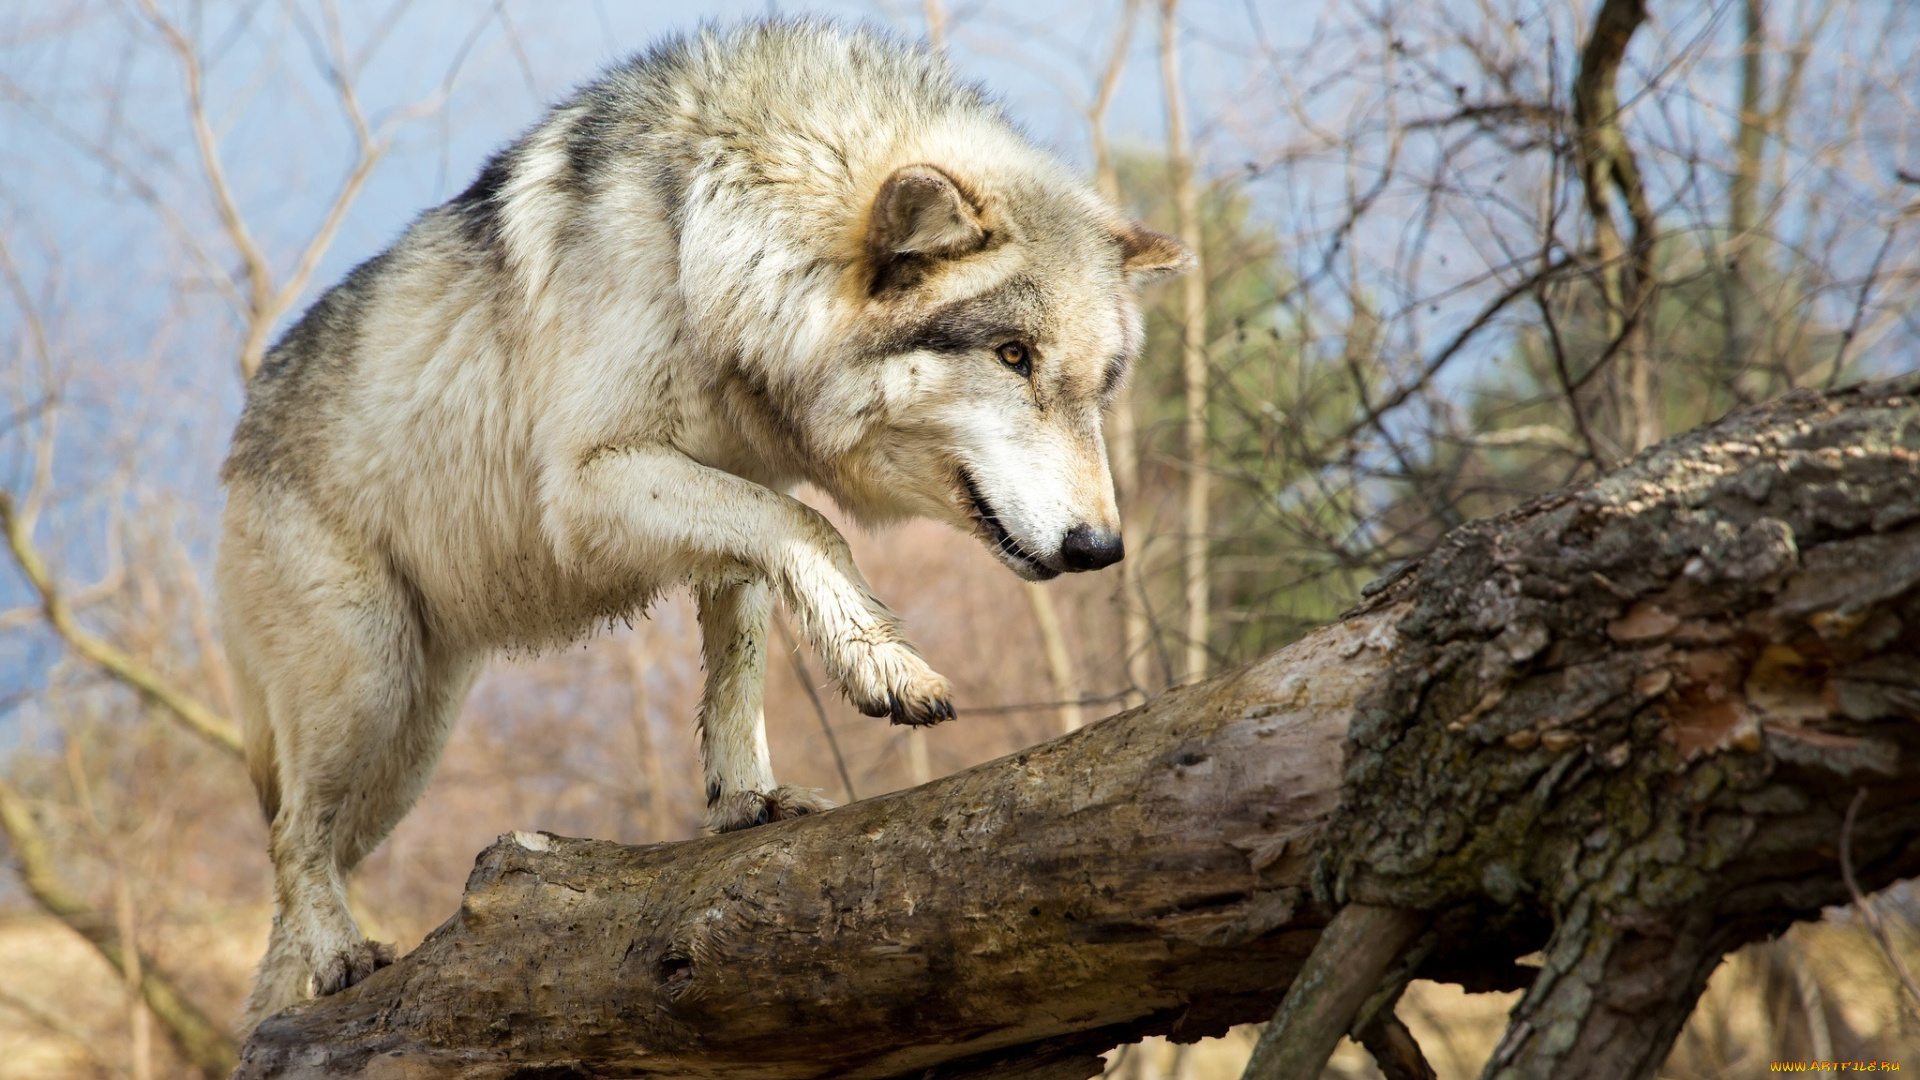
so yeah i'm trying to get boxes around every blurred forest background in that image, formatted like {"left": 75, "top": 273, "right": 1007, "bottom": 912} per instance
{"left": 1, "top": 0, "right": 1917, "bottom": 1076}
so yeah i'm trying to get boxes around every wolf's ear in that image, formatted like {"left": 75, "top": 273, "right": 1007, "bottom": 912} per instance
{"left": 868, "top": 165, "right": 986, "bottom": 260}
{"left": 1115, "top": 222, "right": 1195, "bottom": 282}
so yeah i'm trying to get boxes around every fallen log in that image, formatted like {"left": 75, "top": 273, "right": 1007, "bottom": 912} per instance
{"left": 237, "top": 377, "right": 1920, "bottom": 1080}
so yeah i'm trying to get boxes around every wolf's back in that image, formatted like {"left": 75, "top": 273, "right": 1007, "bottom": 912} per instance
{"left": 224, "top": 21, "right": 1012, "bottom": 491}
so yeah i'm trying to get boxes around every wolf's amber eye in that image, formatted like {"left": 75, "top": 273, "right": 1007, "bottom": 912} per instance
{"left": 996, "top": 342, "right": 1033, "bottom": 378}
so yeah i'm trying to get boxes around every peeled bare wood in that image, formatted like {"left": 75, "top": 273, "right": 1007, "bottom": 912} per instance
{"left": 238, "top": 378, "right": 1920, "bottom": 1080}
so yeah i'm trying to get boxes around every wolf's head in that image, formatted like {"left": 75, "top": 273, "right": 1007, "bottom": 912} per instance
{"left": 806, "top": 163, "right": 1191, "bottom": 581}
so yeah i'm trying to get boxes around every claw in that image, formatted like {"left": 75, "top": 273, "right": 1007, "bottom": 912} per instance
{"left": 312, "top": 939, "right": 396, "bottom": 996}
{"left": 889, "top": 695, "right": 956, "bottom": 727}
{"left": 709, "top": 787, "right": 835, "bottom": 832}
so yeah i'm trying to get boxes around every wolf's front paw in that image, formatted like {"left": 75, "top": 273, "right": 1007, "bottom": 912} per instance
{"left": 844, "top": 641, "right": 954, "bottom": 726}
{"left": 310, "top": 939, "right": 396, "bottom": 996}
{"left": 709, "top": 786, "right": 836, "bottom": 833}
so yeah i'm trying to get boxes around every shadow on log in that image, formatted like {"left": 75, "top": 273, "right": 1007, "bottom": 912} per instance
{"left": 237, "top": 377, "right": 1920, "bottom": 1080}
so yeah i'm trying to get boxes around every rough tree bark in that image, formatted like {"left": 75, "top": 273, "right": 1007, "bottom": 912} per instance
{"left": 237, "top": 377, "right": 1920, "bottom": 1080}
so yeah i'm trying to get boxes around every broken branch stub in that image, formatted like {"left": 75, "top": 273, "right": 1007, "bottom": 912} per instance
{"left": 1237, "top": 903, "right": 1427, "bottom": 1080}
{"left": 237, "top": 377, "right": 1920, "bottom": 1080}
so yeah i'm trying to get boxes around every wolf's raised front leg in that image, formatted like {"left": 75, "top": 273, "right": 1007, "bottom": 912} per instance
{"left": 552, "top": 446, "right": 953, "bottom": 725}
{"left": 695, "top": 578, "right": 836, "bottom": 832}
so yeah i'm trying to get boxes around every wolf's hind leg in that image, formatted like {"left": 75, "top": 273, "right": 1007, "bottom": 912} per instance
{"left": 267, "top": 629, "right": 475, "bottom": 1000}
{"left": 696, "top": 578, "right": 834, "bottom": 832}
{"left": 330, "top": 643, "right": 482, "bottom": 877}
{"left": 255, "top": 641, "right": 406, "bottom": 1000}
{"left": 224, "top": 510, "right": 473, "bottom": 1027}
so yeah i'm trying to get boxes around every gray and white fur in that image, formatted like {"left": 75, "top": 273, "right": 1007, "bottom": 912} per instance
{"left": 219, "top": 19, "right": 1192, "bottom": 1031}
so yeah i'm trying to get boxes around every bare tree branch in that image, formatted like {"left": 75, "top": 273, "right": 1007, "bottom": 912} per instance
{"left": 1238, "top": 904, "right": 1428, "bottom": 1080}
{"left": 131, "top": 0, "right": 277, "bottom": 376}
{"left": 1841, "top": 787, "right": 1920, "bottom": 1018}
{"left": 0, "top": 489, "right": 242, "bottom": 757}
{"left": 0, "top": 779, "right": 238, "bottom": 1080}
{"left": 1571, "top": 0, "right": 1660, "bottom": 452}
{"left": 1024, "top": 583, "right": 1085, "bottom": 734}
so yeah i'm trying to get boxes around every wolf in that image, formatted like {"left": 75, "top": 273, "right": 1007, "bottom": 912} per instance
{"left": 219, "top": 19, "right": 1191, "bottom": 1029}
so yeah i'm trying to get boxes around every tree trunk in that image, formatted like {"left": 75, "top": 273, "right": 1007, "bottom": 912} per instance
{"left": 1026, "top": 582, "right": 1087, "bottom": 734}
{"left": 1089, "top": 0, "right": 1154, "bottom": 708}
{"left": 1159, "top": 0, "right": 1212, "bottom": 683}
{"left": 237, "top": 377, "right": 1920, "bottom": 1080}
{"left": 1722, "top": 0, "right": 1768, "bottom": 383}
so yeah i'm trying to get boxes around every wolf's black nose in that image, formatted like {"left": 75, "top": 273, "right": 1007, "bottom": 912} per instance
{"left": 1060, "top": 524, "right": 1125, "bottom": 572}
